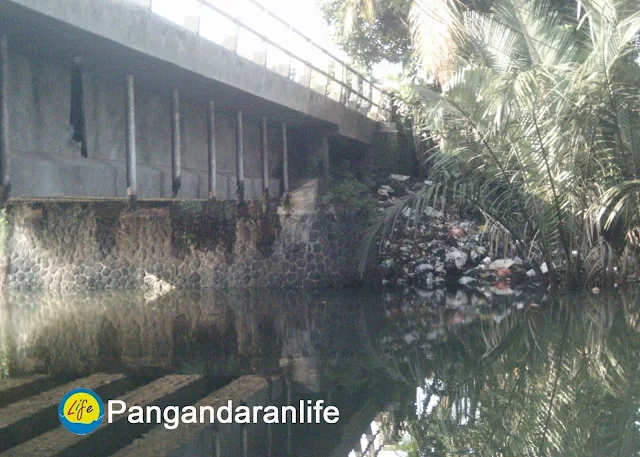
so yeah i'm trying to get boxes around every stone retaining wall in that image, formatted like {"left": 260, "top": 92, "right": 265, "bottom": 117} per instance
{"left": 1, "top": 199, "right": 360, "bottom": 291}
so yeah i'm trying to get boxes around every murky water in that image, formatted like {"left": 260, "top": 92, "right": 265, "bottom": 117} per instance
{"left": 1, "top": 286, "right": 639, "bottom": 456}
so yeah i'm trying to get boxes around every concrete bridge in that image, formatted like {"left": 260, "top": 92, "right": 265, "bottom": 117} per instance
{"left": 0, "top": 0, "right": 396, "bottom": 204}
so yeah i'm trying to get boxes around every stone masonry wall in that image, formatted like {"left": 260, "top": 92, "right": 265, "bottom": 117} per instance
{"left": 1, "top": 200, "right": 360, "bottom": 292}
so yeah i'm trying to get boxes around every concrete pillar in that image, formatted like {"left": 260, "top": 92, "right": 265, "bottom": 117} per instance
{"left": 170, "top": 88, "right": 181, "bottom": 197}
{"left": 261, "top": 117, "right": 269, "bottom": 200}
{"left": 236, "top": 109, "right": 245, "bottom": 204}
{"left": 320, "top": 136, "right": 329, "bottom": 178}
{"left": 125, "top": 75, "right": 137, "bottom": 208}
{"left": 282, "top": 122, "right": 289, "bottom": 202}
{"left": 0, "top": 35, "right": 10, "bottom": 202}
{"left": 207, "top": 100, "right": 216, "bottom": 201}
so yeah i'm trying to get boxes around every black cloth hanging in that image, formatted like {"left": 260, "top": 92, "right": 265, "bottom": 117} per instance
{"left": 70, "top": 60, "right": 88, "bottom": 158}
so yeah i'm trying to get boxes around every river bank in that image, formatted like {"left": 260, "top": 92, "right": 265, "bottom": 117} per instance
{"left": 369, "top": 174, "right": 640, "bottom": 295}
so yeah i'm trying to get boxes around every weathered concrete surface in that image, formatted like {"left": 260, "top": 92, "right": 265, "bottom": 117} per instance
{"left": 111, "top": 375, "right": 281, "bottom": 457}
{"left": 1, "top": 375, "right": 204, "bottom": 457}
{"left": 0, "top": 373, "right": 124, "bottom": 429}
{"left": 0, "top": 375, "right": 65, "bottom": 409}
{"left": 284, "top": 179, "right": 322, "bottom": 216}
{"left": 4, "top": 197, "right": 362, "bottom": 291}
{"left": 0, "top": 372, "right": 132, "bottom": 452}
{"left": 5, "top": 49, "right": 283, "bottom": 199}
{"left": 0, "top": 0, "right": 407, "bottom": 201}
{"left": 1, "top": 0, "right": 379, "bottom": 145}
{"left": 0, "top": 374, "right": 46, "bottom": 394}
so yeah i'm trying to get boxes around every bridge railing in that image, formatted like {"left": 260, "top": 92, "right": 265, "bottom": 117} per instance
{"left": 126, "top": 0, "right": 393, "bottom": 122}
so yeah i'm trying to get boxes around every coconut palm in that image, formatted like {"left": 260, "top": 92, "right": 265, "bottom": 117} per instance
{"left": 331, "top": 0, "right": 492, "bottom": 81}
{"left": 359, "top": 0, "right": 640, "bottom": 287}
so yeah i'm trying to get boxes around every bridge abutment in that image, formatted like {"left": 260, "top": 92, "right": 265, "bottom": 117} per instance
{"left": 0, "top": 191, "right": 364, "bottom": 291}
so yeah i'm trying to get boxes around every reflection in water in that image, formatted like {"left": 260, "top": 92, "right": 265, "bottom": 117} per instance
{"left": 0, "top": 297, "right": 13, "bottom": 378}
{"left": 0, "top": 289, "right": 384, "bottom": 380}
{"left": 360, "top": 289, "right": 640, "bottom": 456}
{"left": 2, "top": 287, "right": 640, "bottom": 456}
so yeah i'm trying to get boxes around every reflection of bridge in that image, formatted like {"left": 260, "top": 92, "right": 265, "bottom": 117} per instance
{"left": 0, "top": 288, "right": 387, "bottom": 456}
{"left": 0, "top": 0, "right": 396, "bottom": 203}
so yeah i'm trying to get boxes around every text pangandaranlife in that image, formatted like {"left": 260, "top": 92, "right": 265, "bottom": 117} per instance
{"left": 107, "top": 399, "right": 340, "bottom": 430}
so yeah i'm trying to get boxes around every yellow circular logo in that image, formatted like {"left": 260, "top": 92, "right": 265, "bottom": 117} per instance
{"left": 58, "top": 389, "right": 104, "bottom": 435}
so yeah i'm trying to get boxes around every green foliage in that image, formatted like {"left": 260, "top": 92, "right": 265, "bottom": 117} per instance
{"left": 290, "top": 152, "right": 322, "bottom": 180}
{"left": 175, "top": 201, "right": 205, "bottom": 217}
{"left": 358, "top": 0, "right": 640, "bottom": 287}
{"left": 180, "top": 232, "right": 197, "bottom": 249}
{"left": 320, "top": 0, "right": 412, "bottom": 68}
{"left": 61, "top": 204, "right": 90, "bottom": 225}
{"left": 321, "top": 172, "right": 377, "bottom": 218}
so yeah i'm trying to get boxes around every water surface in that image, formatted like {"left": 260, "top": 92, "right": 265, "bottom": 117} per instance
{"left": 1, "top": 287, "right": 639, "bottom": 456}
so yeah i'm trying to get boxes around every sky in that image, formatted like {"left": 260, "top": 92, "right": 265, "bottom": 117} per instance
{"left": 150, "top": 0, "right": 345, "bottom": 65}
{"left": 257, "top": 0, "right": 334, "bottom": 47}
{"left": 148, "top": 0, "right": 399, "bottom": 89}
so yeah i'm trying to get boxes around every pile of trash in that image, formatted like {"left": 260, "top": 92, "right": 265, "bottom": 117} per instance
{"left": 379, "top": 287, "right": 546, "bottom": 353}
{"left": 375, "top": 175, "right": 543, "bottom": 295}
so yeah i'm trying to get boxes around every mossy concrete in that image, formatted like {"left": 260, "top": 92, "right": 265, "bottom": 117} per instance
{"left": 2, "top": 197, "right": 361, "bottom": 291}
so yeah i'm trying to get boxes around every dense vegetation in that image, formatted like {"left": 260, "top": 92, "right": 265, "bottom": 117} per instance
{"left": 325, "top": 0, "right": 640, "bottom": 288}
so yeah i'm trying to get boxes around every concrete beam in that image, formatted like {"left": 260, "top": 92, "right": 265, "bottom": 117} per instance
{"left": 110, "top": 375, "right": 282, "bottom": 457}
{"left": 0, "top": 373, "right": 125, "bottom": 430}
{"left": 320, "top": 136, "right": 330, "bottom": 178}
{"left": 0, "top": 373, "right": 127, "bottom": 452}
{"left": 0, "top": 376, "right": 64, "bottom": 409}
{"left": 1, "top": 375, "right": 205, "bottom": 457}
{"left": 0, "top": 375, "right": 47, "bottom": 395}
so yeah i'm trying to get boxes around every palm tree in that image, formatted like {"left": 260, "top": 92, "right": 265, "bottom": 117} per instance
{"left": 359, "top": 0, "right": 640, "bottom": 287}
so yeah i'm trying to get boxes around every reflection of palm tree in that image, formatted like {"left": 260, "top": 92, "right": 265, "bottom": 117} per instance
{"left": 354, "top": 290, "right": 640, "bottom": 456}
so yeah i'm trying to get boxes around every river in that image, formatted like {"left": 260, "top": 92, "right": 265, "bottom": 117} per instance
{"left": 0, "top": 286, "right": 639, "bottom": 456}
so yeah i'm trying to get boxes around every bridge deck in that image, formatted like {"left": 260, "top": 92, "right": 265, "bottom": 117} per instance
{"left": 0, "top": 0, "right": 388, "bottom": 201}
{"left": 1, "top": 0, "right": 379, "bottom": 144}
